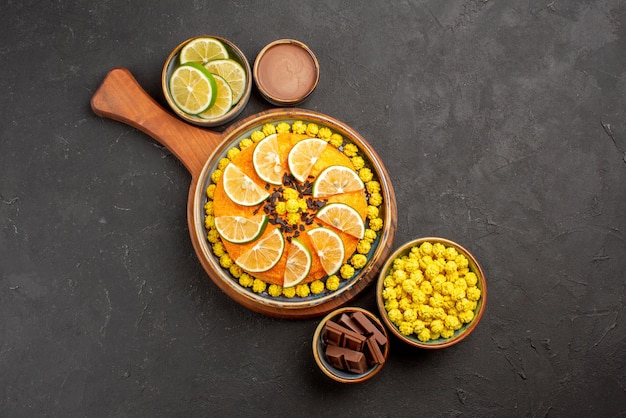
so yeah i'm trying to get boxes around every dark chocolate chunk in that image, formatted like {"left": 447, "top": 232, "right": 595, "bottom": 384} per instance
{"left": 342, "top": 333, "right": 365, "bottom": 352}
{"left": 364, "top": 336, "right": 386, "bottom": 365}
{"left": 325, "top": 345, "right": 369, "bottom": 374}
{"left": 337, "top": 313, "right": 365, "bottom": 335}
{"left": 351, "top": 311, "right": 387, "bottom": 346}
{"left": 323, "top": 320, "right": 366, "bottom": 351}
{"left": 322, "top": 321, "right": 344, "bottom": 346}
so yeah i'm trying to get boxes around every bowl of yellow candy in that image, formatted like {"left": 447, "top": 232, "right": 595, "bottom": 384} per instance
{"left": 376, "top": 237, "right": 486, "bottom": 349}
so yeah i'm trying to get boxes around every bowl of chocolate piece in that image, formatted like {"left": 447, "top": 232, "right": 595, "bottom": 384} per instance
{"left": 312, "top": 307, "right": 389, "bottom": 383}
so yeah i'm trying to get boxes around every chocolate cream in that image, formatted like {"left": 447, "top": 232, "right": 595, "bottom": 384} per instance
{"left": 256, "top": 43, "right": 317, "bottom": 101}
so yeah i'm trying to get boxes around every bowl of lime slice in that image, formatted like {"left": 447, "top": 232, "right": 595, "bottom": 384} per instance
{"left": 162, "top": 36, "right": 252, "bottom": 127}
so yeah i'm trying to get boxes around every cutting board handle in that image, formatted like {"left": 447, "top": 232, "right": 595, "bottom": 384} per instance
{"left": 91, "top": 67, "right": 222, "bottom": 178}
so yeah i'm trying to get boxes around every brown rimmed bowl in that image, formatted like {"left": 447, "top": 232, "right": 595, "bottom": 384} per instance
{"left": 162, "top": 35, "right": 252, "bottom": 127}
{"left": 313, "top": 307, "right": 389, "bottom": 383}
{"left": 376, "top": 237, "right": 487, "bottom": 349}
{"left": 253, "top": 39, "right": 320, "bottom": 106}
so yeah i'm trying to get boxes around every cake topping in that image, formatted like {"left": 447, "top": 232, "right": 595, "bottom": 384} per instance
{"left": 252, "top": 134, "right": 284, "bottom": 185}
{"left": 214, "top": 214, "right": 269, "bottom": 244}
{"left": 204, "top": 122, "right": 384, "bottom": 297}
{"left": 234, "top": 227, "right": 285, "bottom": 273}
{"left": 307, "top": 227, "right": 345, "bottom": 276}
{"left": 287, "top": 137, "right": 328, "bottom": 182}
{"left": 315, "top": 202, "right": 365, "bottom": 240}
{"left": 312, "top": 165, "right": 364, "bottom": 198}
{"left": 283, "top": 238, "right": 313, "bottom": 288}
{"left": 222, "top": 163, "right": 270, "bottom": 206}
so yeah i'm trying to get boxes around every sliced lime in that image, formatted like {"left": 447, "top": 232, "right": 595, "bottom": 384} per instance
{"left": 199, "top": 74, "right": 233, "bottom": 119}
{"left": 180, "top": 37, "right": 229, "bottom": 65}
{"left": 214, "top": 215, "right": 269, "bottom": 244}
{"left": 204, "top": 59, "right": 247, "bottom": 105}
{"left": 169, "top": 62, "right": 217, "bottom": 115}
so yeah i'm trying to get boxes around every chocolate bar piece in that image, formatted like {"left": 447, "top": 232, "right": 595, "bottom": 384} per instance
{"left": 325, "top": 345, "right": 369, "bottom": 374}
{"left": 337, "top": 313, "right": 365, "bottom": 334}
{"left": 323, "top": 320, "right": 366, "bottom": 351}
{"left": 351, "top": 311, "right": 387, "bottom": 346}
{"left": 342, "top": 332, "right": 365, "bottom": 352}
{"left": 364, "top": 335, "right": 386, "bottom": 365}
{"left": 322, "top": 320, "right": 344, "bottom": 346}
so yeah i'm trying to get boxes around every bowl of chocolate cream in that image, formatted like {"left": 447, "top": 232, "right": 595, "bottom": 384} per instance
{"left": 254, "top": 39, "right": 320, "bottom": 106}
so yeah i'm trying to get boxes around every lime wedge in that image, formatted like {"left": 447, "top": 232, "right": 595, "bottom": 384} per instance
{"left": 287, "top": 137, "right": 327, "bottom": 183}
{"left": 199, "top": 74, "right": 233, "bottom": 119}
{"left": 168, "top": 62, "right": 217, "bottom": 115}
{"left": 307, "top": 227, "right": 345, "bottom": 276}
{"left": 204, "top": 59, "right": 247, "bottom": 105}
{"left": 312, "top": 165, "right": 364, "bottom": 198}
{"left": 180, "top": 37, "right": 229, "bottom": 65}
{"left": 283, "top": 238, "right": 312, "bottom": 287}
{"left": 315, "top": 202, "right": 365, "bottom": 239}
{"left": 252, "top": 134, "right": 284, "bottom": 185}
{"left": 235, "top": 228, "right": 285, "bottom": 273}
{"left": 214, "top": 215, "right": 269, "bottom": 244}
{"left": 222, "top": 163, "right": 270, "bottom": 206}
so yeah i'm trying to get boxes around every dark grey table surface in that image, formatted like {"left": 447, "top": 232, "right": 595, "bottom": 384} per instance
{"left": 1, "top": 1, "right": 625, "bottom": 417}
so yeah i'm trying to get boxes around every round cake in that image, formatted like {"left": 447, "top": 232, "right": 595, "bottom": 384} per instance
{"left": 203, "top": 121, "right": 384, "bottom": 298}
